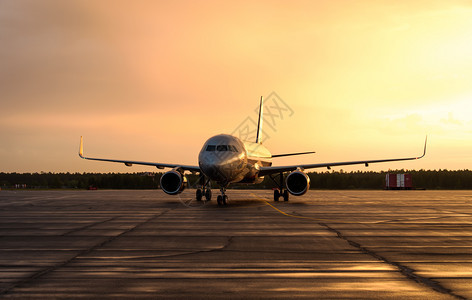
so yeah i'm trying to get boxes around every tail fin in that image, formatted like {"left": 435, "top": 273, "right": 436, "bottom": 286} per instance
{"left": 256, "top": 96, "right": 263, "bottom": 144}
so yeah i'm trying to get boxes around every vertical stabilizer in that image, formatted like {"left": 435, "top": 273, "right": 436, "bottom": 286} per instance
{"left": 256, "top": 96, "right": 263, "bottom": 144}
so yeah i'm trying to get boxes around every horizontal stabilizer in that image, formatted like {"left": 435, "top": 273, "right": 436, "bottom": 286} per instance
{"left": 272, "top": 151, "right": 316, "bottom": 158}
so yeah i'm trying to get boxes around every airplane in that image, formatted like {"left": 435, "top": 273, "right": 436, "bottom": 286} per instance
{"left": 79, "top": 97, "right": 427, "bottom": 206}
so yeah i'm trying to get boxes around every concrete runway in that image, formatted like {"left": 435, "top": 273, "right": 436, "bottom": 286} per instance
{"left": 0, "top": 189, "right": 470, "bottom": 299}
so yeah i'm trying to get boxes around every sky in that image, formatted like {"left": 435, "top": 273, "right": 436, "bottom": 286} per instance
{"left": 0, "top": 0, "right": 471, "bottom": 173}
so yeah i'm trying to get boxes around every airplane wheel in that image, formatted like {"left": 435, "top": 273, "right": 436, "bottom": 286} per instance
{"left": 205, "top": 189, "right": 212, "bottom": 201}
{"left": 222, "top": 195, "right": 228, "bottom": 205}
{"left": 283, "top": 189, "right": 289, "bottom": 202}
{"left": 217, "top": 195, "right": 222, "bottom": 206}
{"left": 196, "top": 189, "right": 203, "bottom": 201}
{"left": 274, "top": 189, "right": 280, "bottom": 202}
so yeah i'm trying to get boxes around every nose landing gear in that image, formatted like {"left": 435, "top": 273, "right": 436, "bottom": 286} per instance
{"left": 195, "top": 175, "right": 228, "bottom": 206}
{"left": 217, "top": 187, "right": 228, "bottom": 206}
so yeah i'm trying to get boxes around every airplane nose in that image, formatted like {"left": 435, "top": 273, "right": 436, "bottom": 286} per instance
{"left": 199, "top": 152, "right": 236, "bottom": 183}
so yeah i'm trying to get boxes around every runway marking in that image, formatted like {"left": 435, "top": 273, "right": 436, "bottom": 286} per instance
{"left": 249, "top": 193, "right": 324, "bottom": 221}
{"left": 263, "top": 201, "right": 314, "bottom": 220}
{"left": 253, "top": 194, "right": 467, "bottom": 300}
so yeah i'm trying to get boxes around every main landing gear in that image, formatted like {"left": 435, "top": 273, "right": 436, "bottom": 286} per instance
{"left": 196, "top": 176, "right": 212, "bottom": 202}
{"left": 274, "top": 188, "right": 289, "bottom": 202}
{"left": 270, "top": 172, "right": 289, "bottom": 202}
{"left": 196, "top": 188, "right": 212, "bottom": 202}
{"left": 217, "top": 187, "right": 228, "bottom": 206}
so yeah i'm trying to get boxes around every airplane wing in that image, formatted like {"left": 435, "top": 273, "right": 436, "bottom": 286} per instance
{"left": 259, "top": 136, "right": 427, "bottom": 176}
{"left": 78, "top": 136, "right": 201, "bottom": 172}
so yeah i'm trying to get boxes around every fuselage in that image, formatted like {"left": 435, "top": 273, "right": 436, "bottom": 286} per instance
{"left": 198, "top": 134, "right": 272, "bottom": 186}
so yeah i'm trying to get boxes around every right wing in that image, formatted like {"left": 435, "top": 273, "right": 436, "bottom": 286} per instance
{"left": 78, "top": 136, "right": 200, "bottom": 172}
{"left": 259, "top": 136, "right": 427, "bottom": 176}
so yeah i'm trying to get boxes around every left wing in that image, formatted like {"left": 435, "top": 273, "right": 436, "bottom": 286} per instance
{"left": 259, "top": 136, "right": 427, "bottom": 176}
{"left": 78, "top": 136, "right": 201, "bottom": 172}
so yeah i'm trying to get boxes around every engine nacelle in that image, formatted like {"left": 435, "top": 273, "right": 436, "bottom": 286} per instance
{"left": 160, "top": 170, "right": 187, "bottom": 195}
{"left": 286, "top": 170, "right": 310, "bottom": 196}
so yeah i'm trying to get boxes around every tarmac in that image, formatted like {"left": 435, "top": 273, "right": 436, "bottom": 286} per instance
{"left": 0, "top": 189, "right": 470, "bottom": 299}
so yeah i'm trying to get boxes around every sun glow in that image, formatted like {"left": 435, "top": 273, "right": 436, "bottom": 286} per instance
{"left": 0, "top": 1, "right": 471, "bottom": 172}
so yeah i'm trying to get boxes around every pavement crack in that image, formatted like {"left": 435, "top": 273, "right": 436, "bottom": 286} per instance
{"left": 0, "top": 208, "right": 175, "bottom": 296}
{"left": 144, "top": 236, "right": 235, "bottom": 259}
{"left": 61, "top": 216, "right": 119, "bottom": 236}
{"left": 318, "top": 222, "right": 467, "bottom": 300}
{"left": 221, "top": 236, "right": 234, "bottom": 250}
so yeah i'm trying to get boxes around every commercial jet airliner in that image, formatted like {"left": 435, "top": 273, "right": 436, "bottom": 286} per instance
{"left": 79, "top": 97, "right": 427, "bottom": 205}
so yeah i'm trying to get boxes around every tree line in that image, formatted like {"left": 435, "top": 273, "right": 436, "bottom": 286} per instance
{"left": 1, "top": 169, "right": 471, "bottom": 190}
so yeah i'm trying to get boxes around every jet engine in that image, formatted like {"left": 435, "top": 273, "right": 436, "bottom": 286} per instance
{"left": 286, "top": 170, "right": 310, "bottom": 196}
{"left": 160, "top": 170, "right": 187, "bottom": 195}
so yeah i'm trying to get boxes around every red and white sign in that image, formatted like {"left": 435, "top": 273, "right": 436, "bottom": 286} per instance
{"left": 386, "top": 174, "right": 412, "bottom": 189}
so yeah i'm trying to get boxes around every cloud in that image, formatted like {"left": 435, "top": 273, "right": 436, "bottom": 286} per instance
{"left": 441, "top": 112, "right": 463, "bottom": 126}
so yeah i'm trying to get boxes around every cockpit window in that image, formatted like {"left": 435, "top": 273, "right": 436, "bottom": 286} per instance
{"left": 207, "top": 145, "right": 238, "bottom": 152}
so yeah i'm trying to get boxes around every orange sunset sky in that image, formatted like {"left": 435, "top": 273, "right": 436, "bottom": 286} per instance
{"left": 0, "top": 1, "right": 471, "bottom": 173}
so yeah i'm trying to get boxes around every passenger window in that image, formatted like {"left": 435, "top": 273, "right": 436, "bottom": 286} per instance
{"left": 216, "top": 145, "right": 228, "bottom": 151}
{"left": 206, "top": 145, "right": 216, "bottom": 151}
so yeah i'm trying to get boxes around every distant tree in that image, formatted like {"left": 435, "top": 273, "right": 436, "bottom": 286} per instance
{"left": 0, "top": 170, "right": 471, "bottom": 190}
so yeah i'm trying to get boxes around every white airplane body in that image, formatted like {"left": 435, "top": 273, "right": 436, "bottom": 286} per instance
{"left": 79, "top": 97, "right": 427, "bottom": 205}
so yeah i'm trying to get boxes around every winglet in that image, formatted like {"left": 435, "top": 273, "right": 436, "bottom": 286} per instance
{"left": 417, "top": 135, "right": 428, "bottom": 159}
{"left": 79, "top": 136, "right": 84, "bottom": 158}
{"left": 421, "top": 135, "right": 428, "bottom": 158}
{"left": 255, "top": 96, "right": 263, "bottom": 144}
